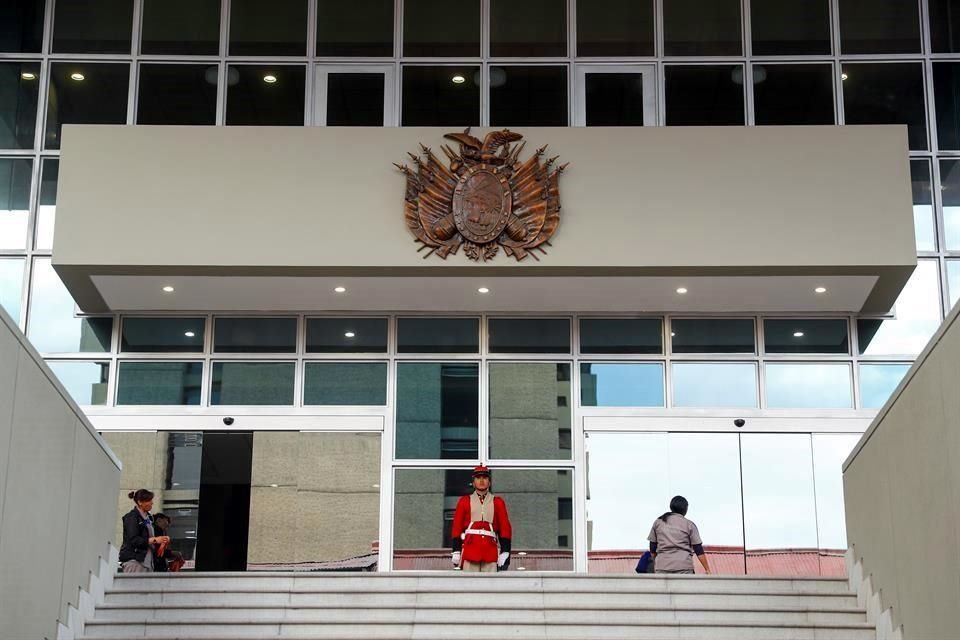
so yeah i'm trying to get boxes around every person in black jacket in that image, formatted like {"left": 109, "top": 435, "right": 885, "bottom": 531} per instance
{"left": 118, "top": 489, "right": 169, "bottom": 573}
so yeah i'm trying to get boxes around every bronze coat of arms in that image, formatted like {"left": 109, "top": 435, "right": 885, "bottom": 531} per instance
{"left": 396, "top": 129, "right": 567, "bottom": 261}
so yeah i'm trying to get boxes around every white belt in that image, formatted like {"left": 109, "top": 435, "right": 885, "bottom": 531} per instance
{"left": 464, "top": 528, "right": 498, "bottom": 539}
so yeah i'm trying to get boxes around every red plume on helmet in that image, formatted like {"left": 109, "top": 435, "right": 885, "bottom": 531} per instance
{"left": 472, "top": 465, "right": 491, "bottom": 477}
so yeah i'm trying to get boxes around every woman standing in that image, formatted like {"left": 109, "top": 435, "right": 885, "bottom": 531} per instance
{"left": 118, "top": 489, "right": 169, "bottom": 573}
{"left": 647, "top": 495, "right": 712, "bottom": 575}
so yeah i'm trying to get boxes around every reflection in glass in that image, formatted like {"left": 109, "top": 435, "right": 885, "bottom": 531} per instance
{"left": 930, "top": 0, "right": 960, "bottom": 53}
{"left": 397, "top": 317, "right": 478, "bottom": 353}
{"left": 317, "top": 0, "right": 393, "bottom": 57}
{"left": 0, "top": 258, "right": 24, "bottom": 321}
{"left": 942, "top": 160, "right": 960, "bottom": 250}
{"left": 27, "top": 259, "right": 112, "bottom": 353}
{"left": 665, "top": 65, "right": 744, "bottom": 126}
{"left": 0, "top": 0, "right": 45, "bottom": 53}
{"left": 45, "top": 63, "right": 130, "bottom": 149}
{"left": 122, "top": 317, "right": 205, "bottom": 352}
{"left": 489, "top": 363, "right": 571, "bottom": 460}
{"left": 393, "top": 467, "right": 573, "bottom": 571}
{"left": 857, "top": 261, "right": 942, "bottom": 356}
{"left": 326, "top": 74, "right": 385, "bottom": 126}
{"left": 577, "top": 0, "right": 654, "bottom": 56}
{"left": 47, "top": 361, "right": 109, "bottom": 405}
{"left": 910, "top": 160, "right": 935, "bottom": 252}
{"left": 137, "top": 64, "right": 218, "bottom": 125}
{"left": 585, "top": 73, "right": 646, "bottom": 126}
{"left": 580, "top": 318, "right": 662, "bottom": 354}
{"left": 764, "top": 319, "right": 848, "bottom": 354}
{"left": 403, "top": 0, "right": 479, "bottom": 57}
{"left": 838, "top": 0, "right": 920, "bottom": 54}
{"left": 35, "top": 159, "right": 58, "bottom": 250}
{"left": 750, "top": 0, "right": 830, "bottom": 55}
{"left": 229, "top": 0, "right": 307, "bottom": 56}
{"left": 0, "top": 61, "right": 40, "bottom": 149}
{"left": 812, "top": 435, "right": 861, "bottom": 554}
{"left": 663, "top": 0, "right": 741, "bottom": 56}
{"left": 0, "top": 158, "right": 31, "bottom": 250}
{"left": 214, "top": 317, "right": 296, "bottom": 353}
{"left": 307, "top": 317, "right": 387, "bottom": 352}
{"left": 490, "top": 66, "right": 568, "bottom": 127}
{"left": 752, "top": 64, "right": 834, "bottom": 126}
{"left": 225, "top": 65, "right": 306, "bottom": 126}
{"left": 117, "top": 362, "right": 203, "bottom": 405}
{"left": 401, "top": 66, "right": 480, "bottom": 126}
{"left": 948, "top": 261, "right": 960, "bottom": 310}
{"left": 765, "top": 363, "right": 852, "bottom": 409}
{"left": 672, "top": 318, "right": 754, "bottom": 353}
{"left": 672, "top": 363, "right": 757, "bottom": 408}
{"left": 489, "top": 318, "right": 570, "bottom": 354}
{"left": 859, "top": 363, "right": 910, "bottom": 409}
{"left": 304, "top": 362, "right": 387, "bottom": 405}
{"left": 211, "top": 362, "right": 295, "bottom": 405}
{"left": 141, "top": 0, "right": 220, "bottom": 55}
{"left": 396, "top": 362, "right": 479, "bottom": 459}
{"left": 934, "top": 63, "right": 960, "bottom": 150}
{"left": 52, "top": 0, "right": 133, "bottom": 53}
{"left": 580, "top": 363, "right": 664, "bottom": 407}
{"left": 490, "top": 0, "right": 566, "bottom": 57}
{"left": 841, "top": 63, "right": 927, "bottom": 150}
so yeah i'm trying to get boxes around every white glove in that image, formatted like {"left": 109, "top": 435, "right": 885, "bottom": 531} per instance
{"left": 451, "top": 551, "right": 461, "bottom": 566}
{"left": 497, "top": 552, "right": 509, "bottom": 568}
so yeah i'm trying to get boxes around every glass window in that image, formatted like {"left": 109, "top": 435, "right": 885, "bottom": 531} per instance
{"left": 214, "top": 317, "right": 297, "bottom": 353}
{"left": 812, "top": 434, "right": 861, "bottom": 557}
{"left": 318, "top": 0, "right": 393, "bottom": 56}
{"left": 0, "top": 0, "right": 44, "bottom": 53}
{"left": 490, "top": 0, "right": 566, "bottom": 57}
{"left": 753, "top": 64, "right": 835, "bottom": 126}
{"left": 35, "top": 159, "right": 58, "bottom": 251}
{"left": 211, "top": 362, "right": 295, "bottom": 405}
{"left": 671, "top": 318, "right": 755, "bottom": 354}
{"left": 948, "top": 260, "right": 960, "bottom": 310}
{"left": 580, "top": 318, "right": 662, "bottom": 354}
{"left": 141, "top": 0, "right": 220, "bottom": 55}
{"left": 489, "top": 318, "right": 570, "bottom": 354}
{"left": 584, "top": 73, "right": 647, "bottom": 127}
{"left": 934, "top": 63, "right": 960, "bottom": 151}
{"left": 490, "top": 66, "right": 568, "bottom": 127}
{"left": 580, "top": 363, "right": 664, "bottom": 407}
{"left": 858, "top": 260, "right": 942, "bottom": 356}
{"left": 663, "top": 0, "right": 741, "bottom": 56}
{"left": 0, "top": 258, "right": 24, "bottom": 322}
{"left": 229, "top": 0, "right": 307, "bottom": 56}
{"left": 325, "top": 73, "right": 385, "bottom": 126}
{"left": 52, "top": 0, "right": 133, "bottom": 53}
{"left": 27, "top": 258, "right": 112, "bottom": 353}
{"left": 45, "top": 63, "right": 130, "bottom": 150}
{"left": 47, "top": 361, "right": 109, "bottom": 406}
{"left": 303, "top": 362, "right": 387, "bottom": 405}
{"left": 576, "top": 0, "right": 654, "bottom": 57}
{"left": 672, "top": 363, "right": 758, "bottom": 408}
{"left": 930, "top": 0, "right": 960, "bottom": 53}
{"left": 117, "top": 361, "right": 203, "bottom": 405}
{"left": 121, "top": 317, "right": 205, "bottom": 352}
{"left": 306, "top": 317, "right": 387, "bottom": 353}
{"left": 765, "top": 363, "right": 852, "bottom": 409}
{"left": 841, "top": 63, "right": 927, "bottom": 151}
{"left": 397, "top": 317, "right": 478, "bottom": 353}
{"left": 910, "top": 160, "right": 935, "bottom": 252}
{"left": 0, "top": 158, "right": 31, "bottom": 250}
{"left": 764, "top": 319, "right": 849, "bottom": 354}
{"left": 403, "top": 0, "right": 479, "bottom": 57}
{"left": 137, "top": 64, "right": 218, "bottom": 126}
{"left": 750, "top": 0, "right": 830, "bottom": 55}
{"left": 489, "top": 362, "right": 571, "bottom": 460}
{"left": 401, "top": 66, "right": 480, "bottom": 127}
{"left": 944, "top": 160, "right": 960, "bottom": 250}
{"left": 395, "top": 362, "right": 479, "bottom": 459}
{"left": 859, "top": 363, "right": 910, "bottom": 409}
{"left": 0, "top": 62, "right": 40, "bottom": 149}
{"left": 838, "top": 0, "right": 920, "bottom": 54}
{"left": 665, "top": 65, "right": 744, "bottom": 126}
{"left": 225, "top": 65, "right": 306, "bottom": 126}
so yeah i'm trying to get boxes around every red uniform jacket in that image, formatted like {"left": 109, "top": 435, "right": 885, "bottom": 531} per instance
{"left": 450, "top": 493, "right": 512, "bottom": 564}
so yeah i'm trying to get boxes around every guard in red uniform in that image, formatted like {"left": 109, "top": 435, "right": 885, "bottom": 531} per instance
{"left": 450, "top": 465, "right": 512, "bottom": 572}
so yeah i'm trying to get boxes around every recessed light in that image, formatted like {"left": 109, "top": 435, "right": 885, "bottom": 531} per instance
{"left": 676, "top": 287, "right": 688, "bottom": 295}
{"left": 815, "top": 286, "right": 827, "bottom": 294}
{"left": 269, "top": 483, "right": 279, "bottom": 488}
{"left": 841, "top": 73, "right": 849, "bottom": 81}
{"left": 344, "top": 331, "right": 355, "bottom": 338}
{"left": 263, "top": 74, "right": 277, "bottom": 84}
{"left": 793, "top": 331, "right": 805, "bottom": 338}
{"left": 670, "top": 332, "right": 676, "bottom": 337}
{"left": 162, "top": 285, "right": 175, "bottom": 293}
{"left": 21, "top": 72, "right": 36, "bottom": 81}
{"left": 452, "top": 75, "right": 466, "bottom": 84}
{"left": 477, "top": 287, "right": 490, "bottom": 294}
{"left": 70, "top": 72, "right": 85, "bottom": 81}
{"left": 334, "top": 286, "right": 346, "bottom": 293}
{"left": 184, "top": 331, "right": 195, "bottom": 338}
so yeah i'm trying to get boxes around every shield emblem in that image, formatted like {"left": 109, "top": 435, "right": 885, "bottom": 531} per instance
{"left": 452, "top": 166, "right": 512, "bottom": 244}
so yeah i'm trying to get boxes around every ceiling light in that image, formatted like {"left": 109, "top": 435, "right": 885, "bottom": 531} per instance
{"left": 451, "top": 75, "right": 465, "bottom": 84}
{"left": 793, "top": 331, "right": 804, "bottom": 338}
{"left": 815, "top": 286, "right": 827, "bottom": 294}
{"left": 344, "top": 331, "right": 355, "bottom": 338}
{"left": 70, "top": 72, "right": 85, "bottom": 81}
{"left": 184, "top": 331, "right": 195, "bottom": 338}
{"left": 21, "top": 72, "right": 36, "bottom": 81}
{"left": 676, "top": 287, "right": 688, "bottom": 295}
{"left": 841, "top": 73, "right": 849, "bottom": 81}
{"left": 670, "top": 332, "right": 676, "bottom": 337}
{"left": 477, "top": 287, "right": 490, "bottom": 294}
{"left": 263, "top": 74, "right": 277, "bottom": 84}
{"left": 269, "top": 484, "right": 279, "bottom": 488}
{"left": 162, "top": 285, "right": 174, "bottom": 293}
{"left": 334, "top": 286, "right": 346, "bottom": 293}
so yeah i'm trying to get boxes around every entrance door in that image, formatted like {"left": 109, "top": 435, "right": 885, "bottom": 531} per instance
{"left": 194, "top": 431, "right": 253, "bottom": 571}
{"left": 574, "top": 65, "right": 656, "bottom": 126}
{"left": 314, "top": 65, "right": 396, "bottom": 126}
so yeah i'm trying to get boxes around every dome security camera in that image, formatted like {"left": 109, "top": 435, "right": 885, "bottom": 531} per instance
{"left": 223, "top": 416, "right": 235, "bottom": 426}
{"left": 733, "top": 418, "right": 746, "bottom": 428}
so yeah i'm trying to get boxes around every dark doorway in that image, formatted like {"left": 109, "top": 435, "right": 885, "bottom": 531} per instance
{"left": 194, "top": 431, "right": 252, "bottom": 571}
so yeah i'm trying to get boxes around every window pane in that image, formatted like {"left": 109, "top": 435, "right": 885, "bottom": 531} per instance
{"left": 838, "top": 0, "right": 920, "bottom": 54}
{"left": 672, "top": 363, "right": 758, "bottom": 408}
{"left": 490, "top": 66, "right": 568, "bottom": 127}
{"left": 671, "top": 318, "right": 755, "bottom": 354}
{"left": 665, "top": 65, "right": 744, "bottom": 126}
{"left": 137, "top": 64, "right": 218, "bottom": 126}
{"left": 52, "top": 0, "right": 133, "bottom": 53}
{"left": 812, "top": 434, "right": 861, "bottom": 560}
{"left": 397, "top": 317, "right": 478, "bottom": 353}
{"left": 0, "top": 158, "right": 31, "bottom": 250}
{"left": 0, "top": 0, "right": 44, "bottom": 52}
{"left": 27, "top": 258, "right": 112, "bottom": 353}
{"left": 317, "top": 0, "right": 393, "bottom": 56}
{"left": 584, "top": 73, "right": 646, "bottom": 126}
{"left": 577, "top": 0, "right": 654, "bottom": 56}
{"left": 46, "top": 63, "right": 130, "bottom": 150}
{"left": 934, "top": 63, "right": 960, "bottom": 151}
{"left": 489, "top": 318, "right": 570, "bottom": 354}
{"left": 764, "top": 319, "right": 849, "bottom": 354}
{"left": 751, "top": 0, "right": 831, "bottom": 55}
{"left": 490, "top": 0, "right": 566, "bottom": 57}
{"left": 395, "top": 362, "right": 479, "bottom": 459}
{"left": 211, "top": 362, "right": 295, "bottom": 405}
{"left": 214, "top": 317, "right": 296, "bottom": 353}
{"left": 35, "top": 159, "right": 57, "bottom": 250}
{"left": 858, "top": 260, "right": 942, "bottom": 356}
{"left": 910, "top": 160, "right": 935, "bottom": 252}
{"left": 401, "top": 66, "right": 479, "bottom": 127}
{"left": 489, "top": 362, "right": 571, "bottom": 460}
{"left": 306, "top": 317, "right": 387, "bottom": 353}
{"left": 753, "top": 64, "right": 834, "bottom": 126}
{"left": 229, "top": 0, "right": 307, "bottom": 56}
{"left": 0, "top": 62, "right": 40, "bottom": 149}
{"left": 326, "top": 74, "right": 384, "bottom": 126}
{"left": 117, "top": 361, "right": 203, "bottom": 405}
{"left": 0, "top": 258, "right": 24, "bottom": 321}
{"left": 944, "top": 160, "right": 960, "bottom": 250}
{"left": 121, "top": 317, "right": 205, "bottom": 352}
{"left": 47, "top": 361, "right": 109, "bottom": 406}
{"left": 859, "top": 363, "right": 910, "bottom": 409}
{"left": 304, "top": 362, "right": 387, "bottom": 405}
{"left": 580, "top": 363, "right": 664, "bottom": 407}
{"left": 765, "top": 363, "right": 852, "bottom": 409}
{"left": 930, "top": 0, "right": 960, "bottom": 53}
{"left": 403, "top": 0, "right": 479, "bottom": 57}
{"left": 841, "top": 63, "right": 927, "bottom": 150}
{"left": 664, "top": 0, "right": 741, "bottom": 56}
{"left": 226, "top": 65, "right": 305, "bottom": 126}
{"left": 948, "top": 260, "right": 960, "bottom": 310}
{"left": 141, "top": 0, "right": 220, "bottom": 55}
{"left": 580, "top": 318, "right": 662, "bottom": 354}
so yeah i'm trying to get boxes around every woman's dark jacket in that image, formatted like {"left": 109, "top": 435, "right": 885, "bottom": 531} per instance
{"left": 118, "top": 507, "right": 153, "bottom": 563}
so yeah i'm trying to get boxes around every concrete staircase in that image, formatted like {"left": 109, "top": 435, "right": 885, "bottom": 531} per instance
{"left": 80, "top": 572, "right": 876, "bottom": 640}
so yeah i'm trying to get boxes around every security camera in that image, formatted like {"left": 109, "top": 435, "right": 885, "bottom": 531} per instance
{"left": 223, "top": 416, "right": 235, "bottom": 426}
{"left": 733, "top": 418, "right": 745, "bottom": 428}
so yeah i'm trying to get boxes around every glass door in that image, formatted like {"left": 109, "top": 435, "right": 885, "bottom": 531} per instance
{"left": 574, "top": 64, "right": 656, "bottom": 126}
{"left": 313, "top": 64, "right": 396, "bottom": 126}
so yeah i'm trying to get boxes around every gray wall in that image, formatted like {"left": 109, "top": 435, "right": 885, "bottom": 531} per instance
{"left": 843, "top": 301, "right": 960, "bottom": 639}
{"left": 0, "top": 306, "right": 121, "bottom": 640}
